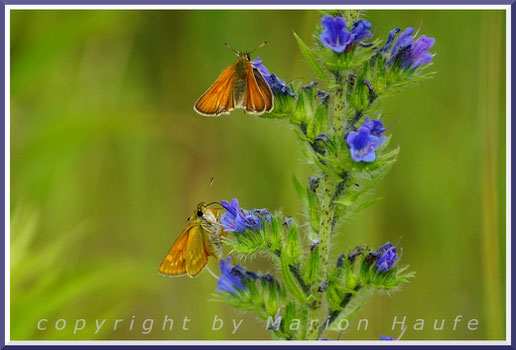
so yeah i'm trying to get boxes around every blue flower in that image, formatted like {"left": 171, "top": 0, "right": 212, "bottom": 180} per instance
{"left": 381, "top": 28, "right": 401, "bottom": 55}
{"left": 217, "top": 256, "right": 244, "bottom": 293}
{"left": 351, "top": 20, "right": 373, "bottom": 42}
{"left": 269, "top": 74, "right": 297, "bottom": 97}
{"left": 221, "top": 198, "right": 271, "bottom": 233}
{"left": 405, "top": 35, "right": 435, "bottom": 68}
{"left": 320, "top": 15, "right": 352, "bottom": 53}
{"left": 251, "top": 57, "right": 297, "bottom": 97}
{"left": 220, "top": 198, "right": 245, "bottom": 232}
{"left": 376, "top": 242, "right": 398, "bottom": 273}
{"left": 385, "top": 27, "right": 435, "bottom": 69}
{"left": 380, "top": 335, "right": 395, "bottom": 340}
{"left": 251, "top": 56, "right": 271, "bottom": 83}
{"left": 249, "top": 208, "right": 273, "bottom": 222}
{"left": 362, "top": 117, "right": 386, "bottom": 136}
{"left": 217, "top": 256, "right": 260, "bottom": 294}
{"left": 346, "top": 126, "right": 385, "bottom": 162}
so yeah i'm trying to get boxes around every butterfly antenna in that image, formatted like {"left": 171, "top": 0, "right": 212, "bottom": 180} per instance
{"left": 200, "top": 177, "right": 215, "bottom": 199}
{"left": 224, "top": 42, "right": 239, "bottom": 55}
{"left": 249, "top": 41, "right": 267, "bottom": 54}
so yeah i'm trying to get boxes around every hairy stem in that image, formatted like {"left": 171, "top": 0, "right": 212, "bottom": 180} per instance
{"left": 332, "top": 73, "right": 346, "bottom": 135}
{"left": 306, "top": 176, "right": 337, "bottom": 339}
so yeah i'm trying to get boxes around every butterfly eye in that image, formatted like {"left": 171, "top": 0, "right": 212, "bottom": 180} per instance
{"left": 197, "top": 210, "right": 203, "bottom": 217}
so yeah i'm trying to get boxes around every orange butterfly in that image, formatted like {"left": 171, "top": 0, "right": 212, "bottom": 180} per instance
{"left": 159, "top": 202, "right": 225, "bottom": 278}
{"left": 194, "top": 42, "right": 274, "bottom": 116}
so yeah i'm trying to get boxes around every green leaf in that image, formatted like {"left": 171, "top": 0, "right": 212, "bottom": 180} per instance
{"left": 280, "top": 251, "right": 308, "bottom": 304}
{"left": 293, "top": 32, "right": 328, "bottom": 83}
{"left": 292, "top": 175, "right": 308, "bottom": 206}
{"left": 301, "top": 246, "right": 320, "bottom": 286}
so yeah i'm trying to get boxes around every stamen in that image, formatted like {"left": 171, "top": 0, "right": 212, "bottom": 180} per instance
{"left": 206, "top": 266, "right": 219, "bottom": 280}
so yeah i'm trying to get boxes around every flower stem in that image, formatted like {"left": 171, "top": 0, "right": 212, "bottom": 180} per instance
{"left": 332, "top": 73, "right": 346, "bottom": 135}
{"left": 306, "top": 176, "right": 337, "bottom": 340}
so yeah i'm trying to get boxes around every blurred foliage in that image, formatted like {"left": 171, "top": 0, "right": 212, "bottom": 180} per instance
{"left": 10, "top": 9, "right": 505, "bottom": 340}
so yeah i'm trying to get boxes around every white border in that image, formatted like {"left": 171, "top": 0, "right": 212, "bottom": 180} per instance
{"left": 4, "top": 4, "right": 512, "bottom": 346}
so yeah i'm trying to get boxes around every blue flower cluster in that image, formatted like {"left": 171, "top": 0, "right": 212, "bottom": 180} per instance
{"left": 319, "top": 15, "right": 372, "bottom": 53}
{"left": 375, "top": 242, "right": 398, "bottom": 273}
{"left": 252, "top": 57, "right": 297, "bottom": 97}
{"left": 346, "top": 117, "right": 387, "bottom": 162}
{"left": 384, "top": 27, "right": 435, "bottom": 69}
{"left": 217, "top": 256, "right": 260, "bottom": 293}
{"left": 221, "top": 198, "right": 272, "bottom": 233}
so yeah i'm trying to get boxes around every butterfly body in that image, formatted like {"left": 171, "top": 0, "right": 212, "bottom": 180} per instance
{"left": 159, "top": 202, "right": 224, "bottom": 278}
{"left": 194, "top": 52, "right": 274, "bottom": 116}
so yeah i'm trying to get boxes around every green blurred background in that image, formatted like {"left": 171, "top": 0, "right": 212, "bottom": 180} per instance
{"left": 10, "top": 9, "right": 506, "bottom": 340}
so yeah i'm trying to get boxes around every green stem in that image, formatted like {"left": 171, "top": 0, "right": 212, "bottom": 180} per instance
{"left": 332, "top": 74, "right": 346, "bottom": 135}
{"left": 306, "top": 176, "right": 337, "bottom": 340}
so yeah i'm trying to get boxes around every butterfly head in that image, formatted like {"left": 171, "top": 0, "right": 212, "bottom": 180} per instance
{"left": 196, "top": 202, "right": 208, "bottom": 217}
{"left": 225, "top": 42, "right": 267, "bottom": 61}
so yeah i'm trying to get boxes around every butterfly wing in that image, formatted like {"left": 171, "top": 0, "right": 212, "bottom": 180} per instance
{"left": 243, "top": 63, "right": 267, "bottom": 114}
{"left": 159, "top": 224, "right": 192, "bottom": 276}
{"left": 253, "top": 68, "right": 274, "bottom": 113}
{"left": 185, "top": 225, "right": 211, "bottom": 277}
{"left": 194, "top": 65, "right": 235, "bottom": 116}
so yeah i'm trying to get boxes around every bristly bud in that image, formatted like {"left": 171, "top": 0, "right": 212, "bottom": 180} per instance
{"left": 365, "top": 251, "right": 380, "bottom": 266}
{"left": 301, "top": 81, "right": 318, "bottom": 90}
{"left": 317, "top": 89, "right": 330, "bottom": 105}
{"left": 315, "top": 133, "right": 330, "bottom": 143}
{"left": 336, "top": 253, "right": 346, "bottom": 268}
{"left": 312, "top": 133, "right": 330, "bottom": 154}
{"left": 309, "top": 177, "right": 320, "bottom": 192}
{"left": 348, "top": 246, "right": 366, "bottom": 264}
{"left": 318, "top": 279, "right": 329, "bottom": 293}
{"left": 363, "top": 79, "right": 377, "bottom": 104}
{"left": 310, "top": 239, "right": 320, "bottom": 251}
{"left": 282, "top": 216, "right": 294, "bottom": 227}
{"left": 262, "top": 273, "right": 280, "bottom": 286}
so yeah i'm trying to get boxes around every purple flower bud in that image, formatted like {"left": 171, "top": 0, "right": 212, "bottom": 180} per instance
{"left": 309, "top": 177, "right": 320, "bottom": 192}
{"left": 375, "top": 242, "right": 398, "bottom": 273}
{"left": 217, "top": 256, "right": 245, "bottom": 293}
{"left": 269, "top": 73, "right": 297, "bottom": 97}
{"left": 381, "top": 28, "right": 401, "bottom": 55}
{"left": 317, "top": 89, "right": 330, "bottom": 105}
{"left": 350, "top": 20, "right": 373, "bottom": 42}
{"left": 385, "top": 27, "right": 435, "bottom": 69}
{"left": 251, "top": 57, "right": 296, "bottom": 97}
{"left": 251, "top": 56, "right": 271, "bottom": 84}
{"left": 301, "top": 81, "right": 318, "bottom": 90}
{"left": 362, "top": 117, "right": 386, "bottom": 136}
{"left": 404, "top": 35, "right": 436, "bottom": 68}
